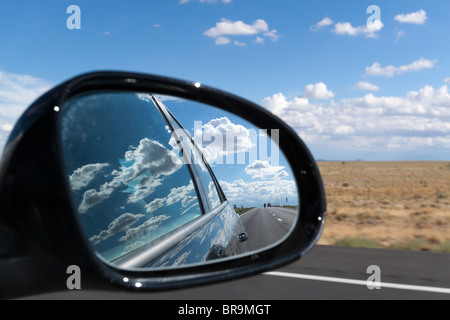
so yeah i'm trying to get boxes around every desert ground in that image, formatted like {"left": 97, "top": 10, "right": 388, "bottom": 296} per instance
{"left": 315, "top": 161, "right": 450, "bottom": 252}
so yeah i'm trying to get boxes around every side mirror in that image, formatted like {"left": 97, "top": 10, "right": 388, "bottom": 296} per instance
{"left": 0, "top": 71, "right": 326, "bottom": 298}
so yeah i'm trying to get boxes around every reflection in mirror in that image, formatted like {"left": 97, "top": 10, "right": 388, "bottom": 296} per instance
{"left": 59, "top": 91, "right": 299, "bottom": 270}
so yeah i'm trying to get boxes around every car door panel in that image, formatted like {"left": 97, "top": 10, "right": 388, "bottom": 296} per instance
{"left": 146, "top": 214, "right": 229, "bottom": 268}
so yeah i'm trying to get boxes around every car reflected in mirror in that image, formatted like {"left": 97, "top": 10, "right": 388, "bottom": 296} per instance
{"left": 59, "top": 91, "right": 299, "bottom": 270}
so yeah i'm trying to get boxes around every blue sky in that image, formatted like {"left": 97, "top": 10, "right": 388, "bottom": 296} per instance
{"left": 1, "top": 0, "right": 450, "bottom": 160}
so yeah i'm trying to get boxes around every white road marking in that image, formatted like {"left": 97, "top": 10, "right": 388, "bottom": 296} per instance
{"left": 264, "top": 271, "right": 450, "bottom": 295}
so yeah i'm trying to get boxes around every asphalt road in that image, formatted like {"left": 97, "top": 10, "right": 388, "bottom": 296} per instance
{"left": 23, "top": 246, "right": 450, "bottom": 300}
{"left": 19, "top": 206, "right": 450, "bottom": 300}
{"left": 23, "top": 245, "right": 450, "bottom": 300}
{"left": 240, "top": 207, "right": 297, "bottom": 251}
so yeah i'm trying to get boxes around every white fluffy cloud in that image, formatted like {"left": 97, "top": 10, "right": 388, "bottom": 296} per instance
{"left": 78, "top": 138, "right": 183, "bottom": 213}
{"left": 69, "top": 163, "right": 110, "bottom": 191}
{"left": 124, "top": 138, "right": 183, "bottom": 181}
{"left": 365, "top": 58, "right": 437, "bottom": 78}
{"left": 311, "top": 14, "right": 383, "bottom": 38}
{"left": 310, "top": 17, "right": 334, "bottom": 31}
{"left": 352, "top": 81, "right": 380, "bottom": 91}
{"left": 261, "top": 93, "right": 308, "bottom": 116}
{"left": 261, "top": 83, "right": 333, "bottom": 115}
{"left": 144, "top": 181, "right": 196, "bottom": 213}
{"left": 394, "top": 10, "right": 427, "bottom": 25}
{"left": 333, "top": 20, "right": 384, "bottom": 38}
{"left": 215, "top": 36, "right": 231, "bottom": 45}
{"left": 193, "top": 117, "right": 255, "bottom": 163}
{"left": 204, "top": 18, "right": 278, "bottom": 46}
{"left": 261, "top": 84, "right": 450, "bottom": 155}
{"left": 305, "top": 82, "right": 335, "bottom": 100}
{"left": 219, "top": 179, "right": 297, "bottom": 207}
{"left": 89, "top": 213, "right": 145, "bottom": 245}
{"left": 263, "top": 29, "right": 279, "bottom": 42}
{"left": 244, "top": 160, "right": 286, "bottom": 180}
{"left": 204, "top": 18, "right": 268, "bottom": 37}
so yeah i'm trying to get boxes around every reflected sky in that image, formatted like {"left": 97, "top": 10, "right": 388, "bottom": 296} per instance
{"left": 160, "top": 96, "right": 298, "bottom": 209}
{"left": 60, "top": 92, "right": 202, "bottom": 262}
{"left": 59, "top": 91, "right": 298, "bottom": 265}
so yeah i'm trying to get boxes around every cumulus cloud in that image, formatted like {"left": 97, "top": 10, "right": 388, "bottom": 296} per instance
{"left": 311, "top": 15, "right": 383, "bottom": 38}
{"left": 193, "top": 117, "right": 255, "bottom": 163}
{"left": 244, "top": 160, "right": 286, "bottom": 180}
{"left": 333, "top": 20, "right": 384, "bottom": 38}
{"left": 219, "top": 179, "right": 297, "bottom": 207}
{"left": 274, "top": 170, "right": 289, "bottom": 180}
{"left": 261, "top": 84, "right": 450, "bottom": 155}
{"left": 204, "top": 18, "right": 268, "bottom": 37}
{"left": 305, "top": 82, "right": 335, "bottom": 100}
{"left": 255, "top": 36, "right": 265, "bottom": 44}
{"left": 69, "top": 163, "right": 110, "bottom": 191}
{"left": 263, "top": 29, "right": 279, "bottom": 42}
{"left": 89, "top": 213, "right": 145, "bottom": 245}
{"left": 352, "top": 81, "right": 380, "bottom": 91}
{"left": 445, "top": 78, "right": 450, "bottom": 84}
{"left": 261, "top": 82, "right": 334, "bottom": 114}
{"left": 234, "top": 40, "right": 247, "bottom": 47}
{"left": 165, "top": 182, "right": 196, "bottom": 207}
{"left": 365, "top": 58, "right": 437, "bottom": 78}
{"left": 204, "top": 18, "right": 278, "bottom": 46}
{"left": 78, "top": 138, "right": 182, "bottom": 213}
{"left": 394, "top": 10, "right": 427, "bottom": 25}
{"left": 126, "top": 177, "right": 163, "bottom": 204}
{"left": 215, "top": 36, "right": 231, "bottom": 45}
{"left": 261, "top": 93, "right": 309, "bottom": 116}
{"left": 310, "top": 17, "right": 334, "bottom": 31}
{"left": 124, "top": 138, "right": 183, "bottom": 181}
{"left": 333, "top": 125, "right": 355, "bottom": 135}
{"left": 145, "top": 198, "right": 165, "bottom": 214}
{"left": 144, "top": 181, "right": 196, "bottom": 213}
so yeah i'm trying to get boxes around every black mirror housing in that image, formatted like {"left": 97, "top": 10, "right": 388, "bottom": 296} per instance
{"left": 0, "top": 71, "right": 326, "bottom": 298}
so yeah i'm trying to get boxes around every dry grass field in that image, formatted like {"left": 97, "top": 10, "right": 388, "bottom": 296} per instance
{"left": 316, "top": 161, "right": 450, "bottom": 252}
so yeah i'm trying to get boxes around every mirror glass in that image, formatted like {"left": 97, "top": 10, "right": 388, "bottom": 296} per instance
{"left": 59, "top": 91, "right": 299, "bottom": 270}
